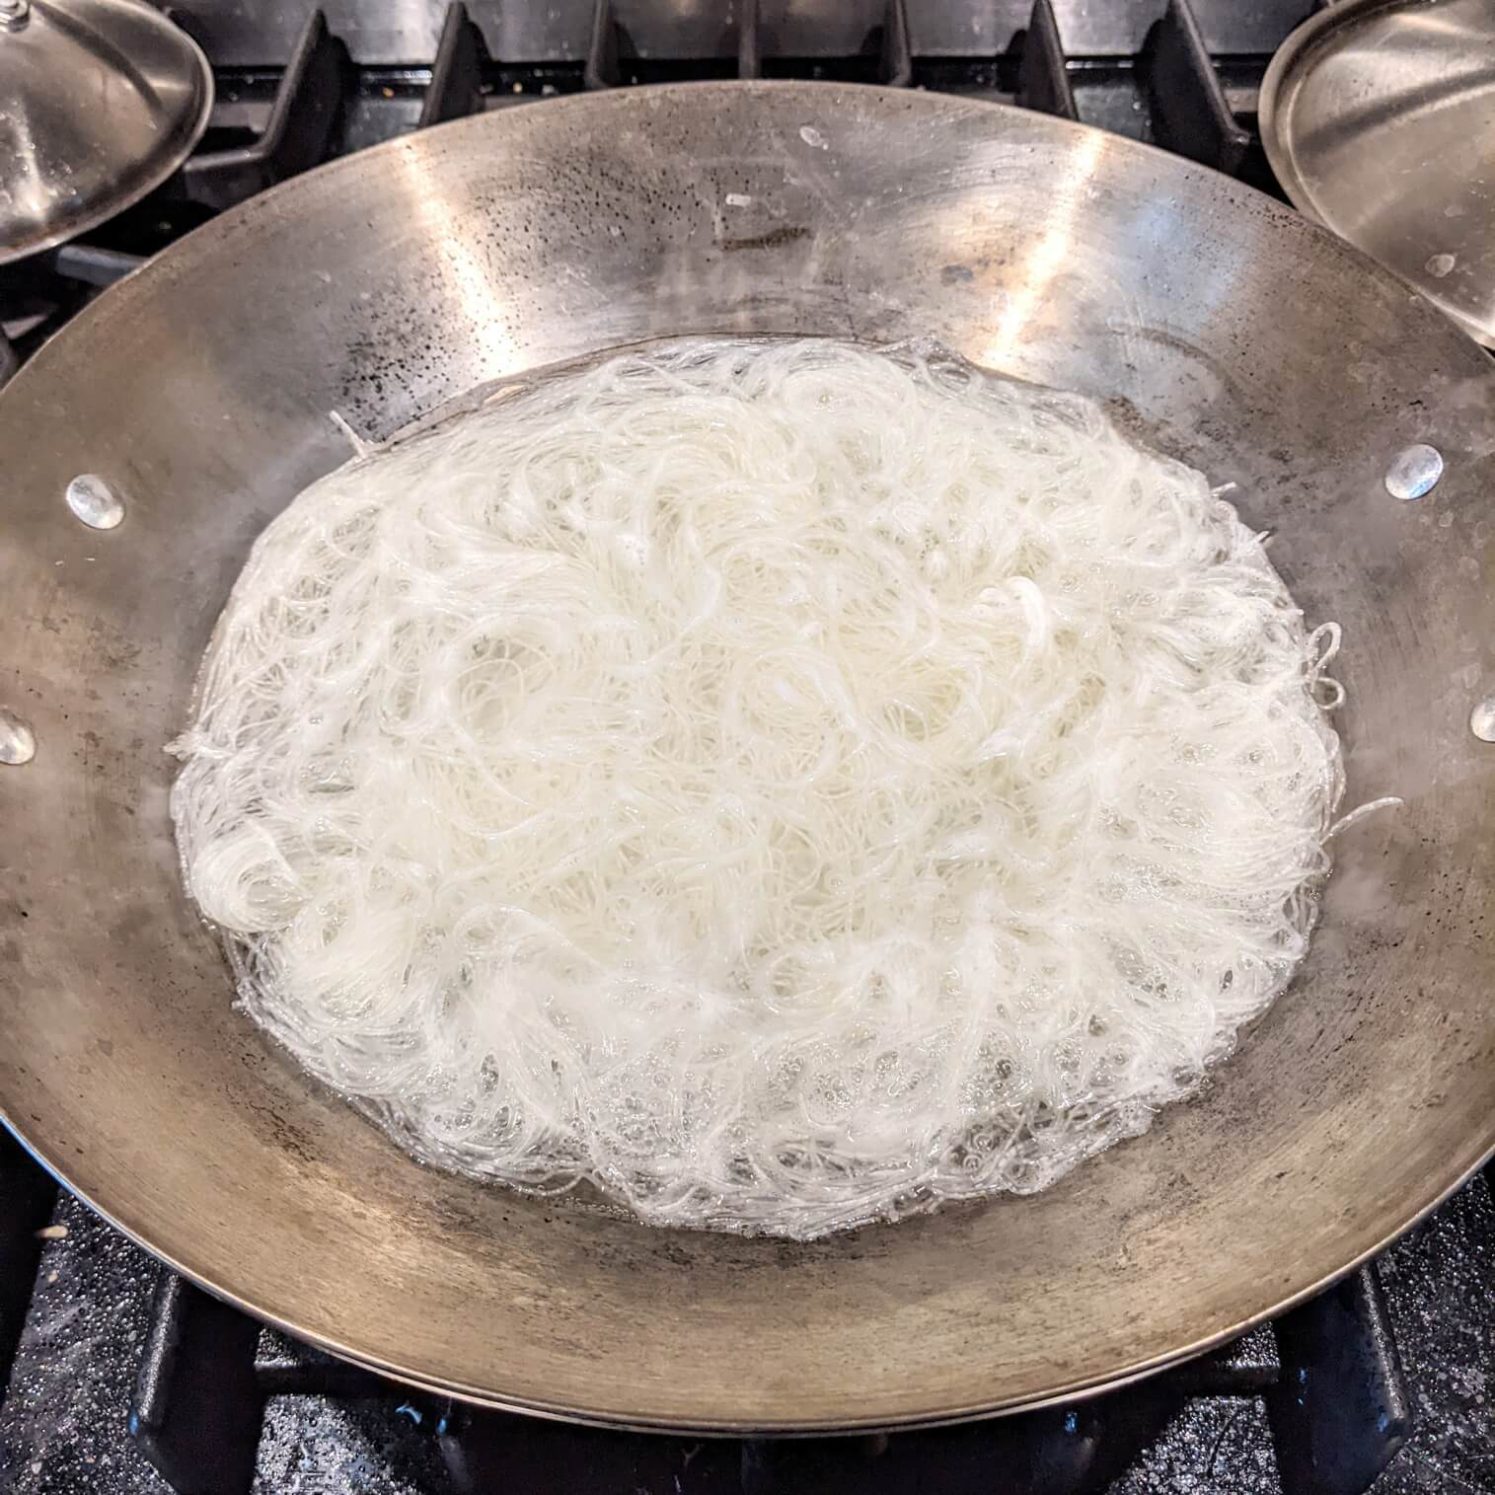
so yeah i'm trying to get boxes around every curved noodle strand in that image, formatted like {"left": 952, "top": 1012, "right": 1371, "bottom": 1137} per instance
{"left": 169, "top": 338, "right": 1344, "bottom": 1239}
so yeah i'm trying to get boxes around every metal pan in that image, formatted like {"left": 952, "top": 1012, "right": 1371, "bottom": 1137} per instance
{"left": 1260, "top": 0, "right": 1495, "bottom": 347}
{"left": 1, "top": 83, "right": 1492, "bottom": 1431}
{"left": 0, "top": 0, "right": 213, "bottom": 265}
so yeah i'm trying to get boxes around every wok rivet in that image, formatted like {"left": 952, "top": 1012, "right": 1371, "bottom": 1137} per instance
{"left": 1384, "top": 443, "right": 1443, "bottom": 501}
{"left": 0, "top": 708, "right": 36, "bottom": 766}
{"left": 65, "top": 474, "right": 124, "bottom": 530}
{"left": 1471, "top": 697, "right": 1495, "bottom": 743}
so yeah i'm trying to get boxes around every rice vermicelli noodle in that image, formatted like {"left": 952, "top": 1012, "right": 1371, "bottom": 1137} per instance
{"left": 168, "top": 337, "right": 1345, "bottom": 1239}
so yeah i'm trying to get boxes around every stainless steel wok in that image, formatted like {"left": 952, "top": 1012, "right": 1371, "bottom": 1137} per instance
{"left": 2, "top": 82, "right": 1493, "bottom": 1433}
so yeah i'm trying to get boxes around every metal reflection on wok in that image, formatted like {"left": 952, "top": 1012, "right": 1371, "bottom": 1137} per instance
{"left": 0, "top": 84, "right": 1492, "bottom": 1432}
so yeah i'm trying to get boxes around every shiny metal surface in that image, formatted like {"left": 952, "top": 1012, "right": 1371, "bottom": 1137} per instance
{"left": 1384, "top": 441, "right": 1444, "bottom": 501}
{"left": 166, "top": 0, "right": 1313, "bottom": 67}
{"left": 0, "top": 707, "right": 35, "bottom": 766}
{"left": 2, "top": 83, "right": 1493, "bottom": 1432}
{"left": 1261, "top": 0, "right": 1495, "bottom": 348}
{"left": 1471, "top": 698, "right": 1495, "bottom": 744}
{"left": 63, "top": 474, "right": 125, "bottom": 531}
{"left": 0, "top": 0, "right": 212, "bottom": 265}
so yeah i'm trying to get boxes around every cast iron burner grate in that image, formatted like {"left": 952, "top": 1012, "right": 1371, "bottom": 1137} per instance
{"left": 121, "top": 1255, "right": 1409, "bottom": 1495}
{"left": 0, "top": 1128, "right": 1431, "bottom": 1495}
{"left": 2, "top": 2, "right": 1491, "bottom": 1490}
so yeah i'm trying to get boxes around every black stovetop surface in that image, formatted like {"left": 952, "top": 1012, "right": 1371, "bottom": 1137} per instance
{"left": 3, "top": 2, "right": 1493, "bottom": 1491}
{"left": 2, "top": 1147, "right": 1492, "bottom": 1495}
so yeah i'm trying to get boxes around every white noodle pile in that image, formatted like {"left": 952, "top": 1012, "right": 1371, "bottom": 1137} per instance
{"left": 169, "top": 338, "right": 1345, "bottom": 1239}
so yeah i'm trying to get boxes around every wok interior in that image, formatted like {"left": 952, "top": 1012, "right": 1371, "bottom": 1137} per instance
{"left": 1, "top": 83, "right": 1492, "bottom": 1430}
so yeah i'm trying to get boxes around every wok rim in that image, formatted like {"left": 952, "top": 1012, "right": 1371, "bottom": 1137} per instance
{"left": 4, "top": 79, "right": 1494, "bottom": 1432}
{"left": 4, "top": 1112, "right": 1491, "bottom": 1432}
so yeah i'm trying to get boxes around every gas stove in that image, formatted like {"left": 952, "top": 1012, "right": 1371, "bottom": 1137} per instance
{"left": 2, "top": 3, "right": 1493, "bottom": 1492}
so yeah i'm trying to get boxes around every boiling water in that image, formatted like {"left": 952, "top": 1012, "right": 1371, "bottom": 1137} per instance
{"left": 169, "top": 338, "right": 1344, "bottom": 1239}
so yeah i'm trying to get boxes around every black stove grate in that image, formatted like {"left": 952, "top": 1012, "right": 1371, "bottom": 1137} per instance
{"left": 0, "top": 1136, "right": 1442, "bottom": 1495}
{"left": 93, "top": 1213, "right": 1413, "bottom": 1495}
{"left": 0, "top": 1137, "right": 55, "bottom": 1397}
